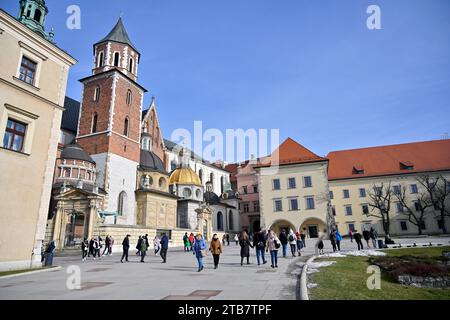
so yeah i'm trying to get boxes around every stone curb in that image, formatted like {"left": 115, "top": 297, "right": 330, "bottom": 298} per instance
{"left": 300, "top": 255, "right": 317, "bottom": 301}
{"left": 0, "top": 266, "right": 61, "bottom": 280}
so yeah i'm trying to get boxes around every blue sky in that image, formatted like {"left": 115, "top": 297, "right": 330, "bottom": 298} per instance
{"left": 2, "top": 0, "right": 449, "bottom": 161}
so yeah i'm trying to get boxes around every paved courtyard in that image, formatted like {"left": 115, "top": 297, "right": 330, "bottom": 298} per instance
{"left": 1, "top": 236, "right": 449, "bottom": 300}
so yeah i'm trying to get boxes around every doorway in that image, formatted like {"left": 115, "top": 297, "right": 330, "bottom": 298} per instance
{"left": 308, "top": 225, "right": 319, "bottom": 238}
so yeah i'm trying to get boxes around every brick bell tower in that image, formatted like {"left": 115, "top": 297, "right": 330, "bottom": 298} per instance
{"left": 77, "top": 18, "right": 147, "bottom": 225}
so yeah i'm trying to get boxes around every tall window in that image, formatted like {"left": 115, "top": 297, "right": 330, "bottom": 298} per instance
{"left": 289, "top": 198, "right": 299, "bottom": 211}
{"left": 253, "top": 201, "right": 260, "bottom": 212}
{"left": 19, "top": 56, "right": 37, "bottom": 85}
{"left": 359, "top": 188, "right": 366, "bottom": 198}
{"left": 114, "top": 52, "right": 120, "bottom": 67}
{"left": 124, "top": 117, "right": 129, "bottom": 136}
{"left": 170, "top": 160, "right": 177, "bottom": 171}
{"left": 126, "top": 90, "right": 132, "bottom": 106}
{"left": 288, "top": 177, "right": 296, "bottom": 189}
{"left": 198, "top": 169, "right": 203, "bottom": 183}
{"left": 274, "top": 199, "right": 283, "bottom": 212}
{"left": 91, "top": 113, "right": 98, "bottom": 133}
{"left": 228, "top": 210, "right": 234, "bottom": 230}
{"left": 217, "top": 212, "right": 223, "bottom": 231}
{"left": 210, "top": 173, "right": 214, "bottom": 189}
{"left": 94, "top": 86, "right": 100, "bottom": 102}
{"left": 272, "top": 179, "right": 281, "bottom": 190}
{"left": 393, "top": 185, "right": 401, "bottom": 195}
{"left": 129, "top": 58, "right": 134, "bottom": 73}
{"left": 305, "top": 196, "right": 315, "bottom": 210}
{"left": 34, "top": 9, "right": 41, "bottom": 22}
{"left": 118, "top": 191, "right": 127, "bottom": 216}
{"left": 362, "top": 204, "right": 369, "bottom": 215}
{"left": 400, "top": 221, "right": 408, "bottom": 231}
{"left": 303, "top": 176, "right": 312, "bottom": 188}
{"left": 98, "top": 52, "right": 104, "bottom": 67}
{"left": 345, "top": 205, "right": 353, "bottom": 216}
{"left": 343, "top": 189, "right": 350, "bottom": 198}
{"left": 253, "top": 184, "right": 258, "bottom": 193}
{"left": 329, "top": 191, "right": 334, "bottom": 199}
{"left": 243, "top": 203, "right": 249, "bottom": 213}
{"left": 3, "top": 119, "right": 27, "bottom": 152}
{"left": 220, "top": 176, "right": 224, "bottom": 194}
{"left": 410, "top": 184, "right": 418, "bottom": 194}
{"left": 243, "top": 186, "right": 248, "bottom": 194}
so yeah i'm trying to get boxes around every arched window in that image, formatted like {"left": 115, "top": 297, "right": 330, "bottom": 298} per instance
{"left": 118, "top": 191, "right": 127, "bottom": 216}
{"left": 92, "top": 113, "right": 98, "bottom": 133}
{"left": 217, "top": 212, "right": 224, "bottom": 231}
{"left": 210, "top": 173, "right": 214, "bottom": 189}
{"left": 94, "top": 86, "right": 100, "bottom": 102}
{"left": 199, "top": 169, "right": 203, "bottom": 184}
{"left": 129, "top": 58, "right": 134, "bottom": 73}
{"left": 114, "top": 52, "right": 120, "bottom": 67}
{"left": 124, "top": 117, "right": 129, "bottom": 136}
{"left": 34, "top": 9, "right": 42, "bottom": 22}
{"left": 228, "top": 210, "right": 234, "bottom": 231}
{"left": 126, "top": 90, "right": 132, "bottom": 106}
{"left": 98, "top": 52, "right": 104, "bottom": 68}
{"left": 171, "top": 160, "right": 177, "bottom": 171}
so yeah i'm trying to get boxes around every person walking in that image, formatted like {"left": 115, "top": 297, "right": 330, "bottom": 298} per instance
{"left": 226, "top": 234, "right": 230, "bottom": 246}
{"left": 353, "top": 230, "right": 364, "bottom": 250}
{"left": 266, "top": 230, "right": 280, "bottom": 268}
{"left": 234, "top": 234, "right": 239, "bottom": 245}
{"left": 253, "top": 229, "right": 267, "bottom": 265}
{"left": 93, "top": 237, "right": 101, "bottom": 259}
{"left": 183, "top": 232, "right": 190, "bottom": 252}
{"left": 279, "top": 229, "right": 288, "bottom": 258}
{"left": 239, "top": 231, "right": 253, "bottom": 265}
{"left": 160, "top": 233, "right": 169, "bottom": 263}
{"left": 295, "top": 231, "right": 303, "bottom": 256}
{"left": 349, "top": 229, "right": 354, "bottom": 243}
{"left": 362, "top": 229, "right": 371, "bottom": 248}
{"left": 335, "top": 229, "right": 342, "bottom": 251}
{"left": 120, "top": 234, "right": 130, "bottom": 263}
{"left": 140, "top": 235, "right": 149, "bottom": 262}
{"left": 136, "top": 235, "right": 142, "bottom": 256}
{"left": 44, "top": 240, "right": 55, "bottom": 266}
{"left": 300, "top": 230, "right": 306, "bottom": 248}
{"left": 108, "top": 236, "right": 114, "bottom": 255}
{"left": 210, "top": 234, "right": 223, "bottom": 269}
{"left": 288, "top": 230, "right": 297, "bottom": 257}
{"left": 153, "top": 236, "right": 161, "bottom": 255}
{"left": 222, "top": 234, "right": 226, "bottom": 246}
{"left": 189, "top": 233, "right": 195, "bottom": 251}
{"left": 330, "top": 230, "right": 337, "bottom": 252}
{"left": 193, "top": 234, "right": 207, "bottom": 272}
{"left": 370, "top": 227, "right": 378, "bottom": 249}
{"left": 102, "top": 235, "right": 111, "bottom": 256}
{"left": 88, "top": 237, "right": 94, "bottom": 257}
{"left": 81, "top": 238, "right": 88, "bottom": 262}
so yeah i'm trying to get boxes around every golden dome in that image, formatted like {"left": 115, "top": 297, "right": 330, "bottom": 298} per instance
{"left": 169, "top": 167, "right": 202, "bottom": 186}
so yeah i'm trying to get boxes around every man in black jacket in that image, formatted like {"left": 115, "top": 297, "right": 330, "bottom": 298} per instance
{"left": 353, "top": 230, "right": 364, "bottom": 250}
{"left": 279, "top": 229, "right": 288, "bottom": 258}
{"left": 121, "top": 234, "right": 130, "bottom": 263}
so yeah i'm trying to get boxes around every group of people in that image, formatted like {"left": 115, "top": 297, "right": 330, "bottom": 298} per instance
{"left": 81, "top": 235, "right": 114, "bottom": 262}
{"left": 352, "top": 227, "right": 378, "bottom": 250}
{"left": 120, "top": 233, "right": 169, "bottom": 263}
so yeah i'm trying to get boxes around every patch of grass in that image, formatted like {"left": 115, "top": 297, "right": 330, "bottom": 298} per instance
{"left": 309, "top": 246, "right": 450, "bottom": 300}
{"left": 0, "top": 266, "right": 55, "bottom": 277}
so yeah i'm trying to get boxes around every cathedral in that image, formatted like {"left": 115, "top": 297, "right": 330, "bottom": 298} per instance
{"left": 46, "top": 18, "right": 239, "bottom": 249}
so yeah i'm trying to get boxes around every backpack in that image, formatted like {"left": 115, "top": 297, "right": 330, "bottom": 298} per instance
{"left": 274, "top": 239, "right": 281, "bottom": 249}
{"left": 289, "top": 235, "right": 294, "bottom": 242}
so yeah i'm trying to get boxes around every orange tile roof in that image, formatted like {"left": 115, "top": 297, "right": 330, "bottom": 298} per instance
{"left": 327, "top": 139, "right": 450, "bottom": 180}
{"left": 255, "top": 137, "right": 327, "bottom": 168}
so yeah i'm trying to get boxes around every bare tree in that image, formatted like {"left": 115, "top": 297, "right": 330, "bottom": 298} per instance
{"left": 393, "top": 185, "right": 433, "bottom": 235}
{"left": 367, "top": 182, "right": 393, "bottom": 241}
{"left": 417, "top": 175, "right": 450, "bottom": 234}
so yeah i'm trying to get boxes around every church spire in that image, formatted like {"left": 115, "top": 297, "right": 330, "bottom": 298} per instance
{"left": 18, "top": 0, "right": 51, "bottom": 40}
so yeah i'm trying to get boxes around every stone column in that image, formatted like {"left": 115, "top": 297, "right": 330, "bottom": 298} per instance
{"left": 87, "top": 199, "right": 98, "bottom": 240}
{"left": 53, "top": 200, "right": 65, "bottom": 249}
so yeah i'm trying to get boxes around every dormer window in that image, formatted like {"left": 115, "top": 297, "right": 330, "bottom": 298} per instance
{"left": 353, "top": 165, "right": 364, "bottom": 175}
{"left": 400, "top": 161, "right": 414, "bottom": 170}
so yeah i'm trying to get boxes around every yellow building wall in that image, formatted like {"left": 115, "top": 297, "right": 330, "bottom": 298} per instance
{"left": 258, "top": 161, "right": 329, "bottom": 238}
{"left": 0, "top": 11, "right": 75, "bottom": 270}
{"left": 330, "top": 172, "right": 450, "bottom": 237}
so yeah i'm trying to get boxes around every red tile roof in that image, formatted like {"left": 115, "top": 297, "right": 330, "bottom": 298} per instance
{"left": 327, "top": 139, "right": 450, "bottom": 180}
{"left": 255, "top": 137, "right": 327, "bottom": 168}
{"left": 224, "top": 163, "right": 239, "bottom": 182}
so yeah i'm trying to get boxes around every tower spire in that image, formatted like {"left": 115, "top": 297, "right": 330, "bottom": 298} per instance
{"left": 18, "top": 0, "right": 51, "bottom": 41}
